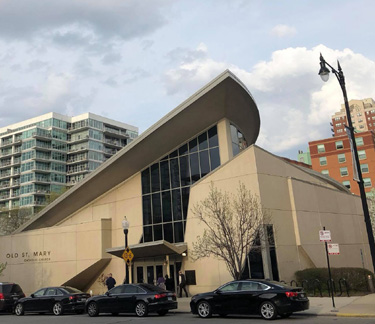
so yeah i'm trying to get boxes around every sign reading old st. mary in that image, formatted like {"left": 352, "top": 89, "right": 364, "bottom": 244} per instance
{"left": 5, "top": 251, "right": 52, "bottom": 262}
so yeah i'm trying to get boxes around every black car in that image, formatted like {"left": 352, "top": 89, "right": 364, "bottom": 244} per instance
{"left": 14, "top": 286, "right": 90, "bottom": 316}
{"left": 190, "top": 279, "right": 309, "bottom": 320}
{"left": 85, "top": 283, "right": 177, "bottom": 317}
{"left": 0, "top": 282, "right": 25, "bottom": 312}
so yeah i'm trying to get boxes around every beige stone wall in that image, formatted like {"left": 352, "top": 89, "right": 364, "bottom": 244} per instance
{"left": 0, "top": 219, "right": 112, "bottom": 295}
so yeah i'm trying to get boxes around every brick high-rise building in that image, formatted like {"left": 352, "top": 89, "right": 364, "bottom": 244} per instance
{"left": 309, "top": 131, "right": 375, "bottom": 196}
{"left": 332, "top": 98, "right": 375, "bottom": 136}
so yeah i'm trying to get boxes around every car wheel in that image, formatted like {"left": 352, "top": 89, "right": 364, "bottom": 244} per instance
{"left": 135, "top": 301, "right": 148, "bottom": 317}
{"left": 157, "top": 310, "right": 168, "bottom": 316}
{"left": 52, "top": 302, "right": 64, "bottom": 316}
{"left": 14, "top": 303, "right": 24, "bottom": 316}
{"left": 87, "top": 302, "right": 99, "bottom": 317}
{"left": 260, "top": 301, "right": 277, "bottom": 320}
{"left": 280, "top": 312, "right": 292, "bottom": 318}
{"left": 197, "top": 300, "right": 212, "bottom": 318}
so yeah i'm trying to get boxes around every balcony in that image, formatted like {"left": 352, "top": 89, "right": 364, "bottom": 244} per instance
{"left": 0, "top": 172, "right": 11, "bottom": 179}
{"left": 0, "top": 182, "right": 10, "bottom": 189}
{"left": 0, "top": 161, "right": 12, "bottom": 169}
{"left": 103, "top": 127, "right": 130, "bottom": 139}
{"left": 104, "top": 139, "right": 122, "bottom": 148}
{"left": 1, "top": 140, "right": 13, "bottom": 148}
{"left": 67, "top": 146, "right": 89, "bottom": 154}
{"left": 32, "top": 131, "right": 52, "bottom": 141}
{"left": 68, "top": 135, "right": 89, "bottom": 143}
{"left": 68, "top": 122, "right": 90, "bottom": 132}
{"left": 0, "top": 194, "right": 10, "bottom": 201}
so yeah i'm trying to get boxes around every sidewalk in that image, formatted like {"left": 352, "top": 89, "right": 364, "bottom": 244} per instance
{"left": 174, "top": 294, "right": 375, "bottom": 317}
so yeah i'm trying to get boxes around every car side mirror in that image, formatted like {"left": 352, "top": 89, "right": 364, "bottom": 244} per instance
{"left": 30, "top": 294, "right": 35, "bottom": 298}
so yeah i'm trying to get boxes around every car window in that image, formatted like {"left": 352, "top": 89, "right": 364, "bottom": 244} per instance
{"left": 1, "top": 285, "right": 12, "bottom": 294}
{"left": 45, "top": 288, "right": 56, "bottom": 296}
{"left": 34, "top": 289, "right": 46, "bottom": 297}
{"left": 258, "top": 283, "right": 271, "bottom": 291}
{"left": 109, "top": 286, "right": 124, "bottom": 294}
{"left": 56, "top": 289, "right": 65, "bottom": 296}
{"left": 240, "top": 282, "right": 259, "bottom": 291}
{"left": 219, "top": 283, "right": 239, "bottom": 292}
{"left": 11, "top": 285, "right": 23, "bottom": 294}
{"left": 62, "top": 287, "right": 82, "bottom": 294}
{"left": 139, "top": 283, "right": 165, "bottom": 292}
{"left": 123, "top": 285, "right": 142, "bottom": 294}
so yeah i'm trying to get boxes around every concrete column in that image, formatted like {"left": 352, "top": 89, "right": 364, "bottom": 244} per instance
{"left": 217, "top": 118, "right": 233, "bottom": 164}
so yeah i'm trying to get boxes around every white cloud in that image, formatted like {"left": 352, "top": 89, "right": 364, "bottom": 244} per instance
{"left": 163, "top": 44, "right": 375, "bottom": 154}
{"left": 270, "top": 24, "right": 297, "bottom": 38}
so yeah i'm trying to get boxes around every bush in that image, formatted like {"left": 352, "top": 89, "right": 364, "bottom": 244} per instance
{"left": 295, "top": 267, "right": 374, "bottom": 292}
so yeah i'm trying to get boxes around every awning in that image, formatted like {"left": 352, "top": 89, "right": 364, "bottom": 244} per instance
{"left": 106, "top": 240, "right": 187, "bottom": 260}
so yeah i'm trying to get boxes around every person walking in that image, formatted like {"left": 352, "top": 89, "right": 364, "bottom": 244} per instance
{"left": 178, "top": 270, "right": 188, "bottom": 297}
{"left": 157, "top": 273, "right": 166, "bottom": 290}
{"left": 105, "top": 273, "right": 116, "bottom": 291}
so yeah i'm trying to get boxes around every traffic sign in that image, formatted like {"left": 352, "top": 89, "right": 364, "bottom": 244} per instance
{"left": 328, "top": 243, "right": 340, "bottom": 255}
{"left": 319, "top": 230, "right": 331, "bottom": 242}
{"left": 122, "top": 247, "right": 134, "bottom": 262}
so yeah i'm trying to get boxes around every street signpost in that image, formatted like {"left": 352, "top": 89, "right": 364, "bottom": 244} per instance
{"left": 328, "top": 243, "right": 340, "bottom": 255}
{"left": 320, "top": 227, "right": 336, "bottom": 309}
{"left": 122, "top": 247, "right": 134, "bottom": 265}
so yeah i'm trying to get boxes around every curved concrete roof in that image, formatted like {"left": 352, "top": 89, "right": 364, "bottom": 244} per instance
{"left": 16, "top": 70, "right": 261, "bottom": 232}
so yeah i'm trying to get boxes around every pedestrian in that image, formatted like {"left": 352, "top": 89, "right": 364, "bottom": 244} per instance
{"left": 105, "top": 273, "right": 116, "bottom": 291}
{"left": 157, "top": 273, "right": 166, "bottom": 290}
{"left": 178, "top": 270, "right": 188, "bottom": 297}
{"left": 165, "top": 274, "right": 174, "bottom": 291}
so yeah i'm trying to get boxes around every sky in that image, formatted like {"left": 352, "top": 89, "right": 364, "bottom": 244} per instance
{"left": 1, "top": 0, "right": 375, "bottom": 159}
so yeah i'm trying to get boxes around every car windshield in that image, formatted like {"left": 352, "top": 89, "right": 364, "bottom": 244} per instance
{"left": 62, "top": 287, "right": 83, "bottom": 294}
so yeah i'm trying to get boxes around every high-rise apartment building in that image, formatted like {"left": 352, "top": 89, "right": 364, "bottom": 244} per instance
{"left": 0, "top": 112, "right": 138, "bottom": 213}
{"left": 332, "top": 98, "right": 375, "bottom": 136}
{"left": 309, "top": 131, "right": 375, "bottom": 196}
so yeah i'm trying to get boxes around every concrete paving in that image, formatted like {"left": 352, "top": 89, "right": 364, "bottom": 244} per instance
{"left": 174, "top": 294, "right": 375, "bottom": 317}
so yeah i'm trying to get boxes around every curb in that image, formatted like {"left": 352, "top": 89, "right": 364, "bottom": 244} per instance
{"left": 337, "top": 313, "right": 375, "bottom": 318}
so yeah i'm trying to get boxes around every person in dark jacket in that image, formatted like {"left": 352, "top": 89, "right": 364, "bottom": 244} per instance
{"left": 178, "top": 270, "right": 188, "bottom": 297}
{"left": 165, "top": 274, "right": 174, "bottom": 291}
{"left": 105, "top": 273, "right": 116, "bottom": 291}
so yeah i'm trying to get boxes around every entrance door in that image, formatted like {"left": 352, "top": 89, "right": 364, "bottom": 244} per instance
{"left": 136, "top": 267, "right": 144, "bottom": 283}
{"left": 147, "top": 266, "right": 154, "bottom": 284}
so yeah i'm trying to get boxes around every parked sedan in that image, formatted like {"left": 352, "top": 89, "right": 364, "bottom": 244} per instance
{"left": 190, "top": 279, "right": 309, "bottom": 320}
{"left": 0, "top": 282, "right": 25, "bottom": 312}
{"left": 85, "top": 283, "right": 177, "bottom": 317}
{"left": 14, "top": 286, "right": 90, "bottom": 316}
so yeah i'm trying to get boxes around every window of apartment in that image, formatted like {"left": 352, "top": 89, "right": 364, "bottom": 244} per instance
{"left": 319, "top": 157, "right": 327, "bottom": 166}
{"left": 335, "top": 117, "right": 341, "bottom": 121}
{"left": 317, "top": 144, "right": 325, "bottom": 153}
{"left": 364, "top": 178, "right": 372, "bottom": 188}
{"left": 338, "top": 153, "right": 346, "bottom": 163}
{"left": 355, "top": 137, "right": 364, "bottom": 146}
{"left": 360, "top": 125, "right": 365, "bottom": 129}
{"left": 342, "top": 181, "right": 351, "bottom": 189}
{"left": 337, "top": 129, "right": 343, "bottom": 133}
{"left": 357, "top": 113, "right": 362, "bottom": 116}
{"left": 358, "top": 119, "right": 363, "bottom": 123}
{"left": 335, "top": 140, "right": 344, "bottom": 149}
{"left": 340, "top": 167, "right": 348, "bottom": 176}
{"left": 321, "top": 170, "right": 329, "bottom": 175}
{"left": 361, "top": 164, "right": 369, "bottom": 173}
{"left": 336, "top": 123, "right": 342, "bottom": 127}
{"left": 358, "top": 150, "right": 367, "bottom": 160}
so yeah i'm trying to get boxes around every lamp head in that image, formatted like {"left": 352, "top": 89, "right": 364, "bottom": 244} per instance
{"left": 319, "top": 53, "right": 330, "bottom": 82}
{"left": 122, "top": 216, "right": 130, "bottom": 230}
{"left": 182, "top": 252, "right": 187, "bottom": 257}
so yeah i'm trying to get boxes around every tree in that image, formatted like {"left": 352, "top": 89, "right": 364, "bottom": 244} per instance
{"left": 0, "top": 207, "right": 33, "bottom": 235}
{"left": 368, "top": 189, "right": 375, "bottom": 239}
{"left": 191, "top": 182, "right": 270, "bottom": 280}
{"left": 0, "top": 262, "right": 6, "bottom": 276}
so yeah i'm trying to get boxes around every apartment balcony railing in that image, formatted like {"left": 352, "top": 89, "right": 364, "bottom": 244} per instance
{"left": 0, "top": 172, "right": 11, "bottom": 179}
{"left": 68, "top": 122, "right": 90, "bottom": 132}
{"left": 0, "top": 182, "right": 10, "bottom": 188}
{"left": 0, "top": 195, "right": 10, "bottom": 200}
{"left": 0, "top": 161, "right": 11, "bottom": 168}
{"left": 1, "top": 140, "right": 13, "bottom": 147}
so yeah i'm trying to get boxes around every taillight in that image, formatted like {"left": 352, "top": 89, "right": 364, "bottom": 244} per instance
{"left": 69, "top": 296, "right": 77, "bottom": 301}
{"left": 154, "top": 293, "right": 167, "bottom": 299}
{"left": 0, "top": 293, "right": 4, "bottom": 301}
{"left": 285, "top": 291, "right": 298, "bottom": 298}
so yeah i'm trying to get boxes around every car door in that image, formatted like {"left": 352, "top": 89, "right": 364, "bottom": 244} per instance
{"left": 23, "top": 288, "right": 46, "bottom": 312}
{"left": 99, "top": 286, "right": 123, "bottom": 313}
{"left": 117, "top": 285, "right": 138, "bottom": 313}
{"left": 211, "top": 282, "right": 240, "bottom": 314}
{"left": 236, "top": 281, "right": 261, "bottom": 314}
{"left": 42, "top": 288, "right": 57, "bottom": 312}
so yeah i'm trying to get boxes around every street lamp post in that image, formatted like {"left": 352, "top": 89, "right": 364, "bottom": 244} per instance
{"left": 122, "top": 216, "right": 130, "bottom": 284}
{"left": 319, "top": 54, "right": 375, "bottom": 272}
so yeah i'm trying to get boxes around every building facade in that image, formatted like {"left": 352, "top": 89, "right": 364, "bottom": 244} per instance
{"left": 0, "top": 113, "right": 138, "bottom": 213}
{"left": 332, "top": 98, "right": 375, "bottom": 136}
{"left": 0, "top": 71, "right": 372, "bottom": 296}
{"left": 309, "top": 131, "right": 375, "bottom": 196}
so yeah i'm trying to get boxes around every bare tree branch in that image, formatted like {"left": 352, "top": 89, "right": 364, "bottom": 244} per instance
{"left": 191, "top": 182, "right": 271, "bottom": 280}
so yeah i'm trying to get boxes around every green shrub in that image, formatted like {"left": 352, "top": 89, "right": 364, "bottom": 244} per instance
{"left": 295, "top": 268, "right": 374, "bottom": 292}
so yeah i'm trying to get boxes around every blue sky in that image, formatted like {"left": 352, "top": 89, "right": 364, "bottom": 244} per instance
{"left": 1, "top": 0, "right": 374, "bottom": 159}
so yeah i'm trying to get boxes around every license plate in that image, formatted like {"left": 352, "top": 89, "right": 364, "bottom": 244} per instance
{"left": 168, "top": 297, "right": 172, "bottom": 301}
{"left": 13, "top": 297, "right": 18, "bottom": 301}
{"left": 80, "top": 298, "right": 87, "bottom": 301}
{"left": 300, "top": 294, "right": 305, "bottom": 298}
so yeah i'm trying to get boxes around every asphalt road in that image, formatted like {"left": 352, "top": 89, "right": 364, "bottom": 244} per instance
{"left": 1, "top": 313, "right": 375, "bottom": 324}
